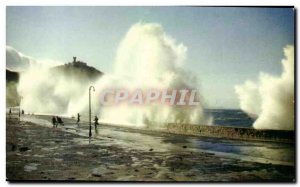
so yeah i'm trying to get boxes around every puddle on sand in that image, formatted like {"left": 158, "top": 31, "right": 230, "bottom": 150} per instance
{"left": 24, "top": 163, "right": 39, "bottom": 172}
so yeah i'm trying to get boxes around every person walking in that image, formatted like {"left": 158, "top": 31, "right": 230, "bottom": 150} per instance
{"left": 77, "top": 113, "right": 80, "bottom": 126}
{"left": 9, "top": 108, "right": 11, "bottom": 118}
{"left": 56, "top": 116, "right": 64, "bottom": 126}
{"left": 94, "top": 116, "right": 99, "bottom": 130}
{"left": 52, "top": 116, "right": 57, "bottom": 128}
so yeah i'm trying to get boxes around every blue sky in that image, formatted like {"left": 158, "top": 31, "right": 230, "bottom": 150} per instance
{"left": 6, "top": 7, "right": 294, "bottom": 109}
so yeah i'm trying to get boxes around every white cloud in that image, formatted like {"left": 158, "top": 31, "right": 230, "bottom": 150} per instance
{"left": 6, "top": 46, "right": 63, "bottom": 71}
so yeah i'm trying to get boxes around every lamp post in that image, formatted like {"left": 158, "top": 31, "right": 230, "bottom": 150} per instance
{"left": 89, "top": 86, "right": 95, "bottom": 138}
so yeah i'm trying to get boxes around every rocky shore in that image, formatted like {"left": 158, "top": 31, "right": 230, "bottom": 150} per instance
{"left": 6, "top": 117, "right": 295, "bottom": 182}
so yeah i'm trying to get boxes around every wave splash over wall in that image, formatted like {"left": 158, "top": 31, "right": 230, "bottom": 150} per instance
{"left": 235, "top": 45, "right": 294, "bottom": 130}
{"left": 17, "top": 22, "right": 212, "bottom": 128}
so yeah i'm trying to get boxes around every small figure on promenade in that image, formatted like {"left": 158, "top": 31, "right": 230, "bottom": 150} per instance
{"left": 55, "top": 116, "right": 59, "bottom": 128}
{"left": 9, "top": 108, "right": 11, "bottom": 118}
{"left": 22, "top": 110, "right": 24, "bottom": 115}
{"left": 77, "top": 113, "right": 80, "bottom": 125}
{"left": 52, "top": 116, "right": 57, "bottom": 128}
{"left": 95, "top": 127, "right": 98, "bottom": 135}
{"left": 56, "top": 116, "right": 64, "bottom": 126}
{"left": 94, "top": 116, "right": 99, "bottom": 129}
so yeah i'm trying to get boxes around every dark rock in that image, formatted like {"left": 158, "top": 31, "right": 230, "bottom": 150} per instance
{"left": 19, "top": 147, "right": 29, "bottom": 152}
{"left": 134, "top": 169, "right": 139, "bottom": 172}
{"left": 92, "top": 168, "right": 103, "bottom": 177}
{"left": 186, "top": 174, "right": 196, "bottom": 177}
{"left": 182, "top": 146, "right": 187, "bottom": 148}
{"left": 92, "top": 173, "right": 102, "bottom": 177}
{"left": 105, "top": 172, "right": 114, "bottom": 175}
{"left": 149, "top": 148, "right": 153, "bottom": 151}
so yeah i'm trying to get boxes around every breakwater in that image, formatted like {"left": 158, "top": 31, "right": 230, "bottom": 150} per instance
{"left": 166, "top": 123, "right": 294, "bottom": 143}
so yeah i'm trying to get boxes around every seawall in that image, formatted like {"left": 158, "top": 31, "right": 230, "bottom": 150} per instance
{"left": 166, "top": 123, "right": 295, "bottom": 143}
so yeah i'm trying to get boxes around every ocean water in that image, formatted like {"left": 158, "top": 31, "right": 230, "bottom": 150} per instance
{"left": 206, "top": 109, "right": 255, "bottom": 128}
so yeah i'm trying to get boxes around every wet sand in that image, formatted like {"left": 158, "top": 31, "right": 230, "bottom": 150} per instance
{"left": 6, "top": 117, "right": 295, "bottom": 182}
